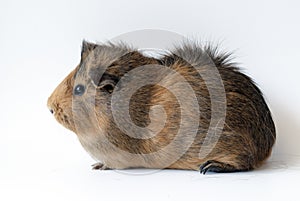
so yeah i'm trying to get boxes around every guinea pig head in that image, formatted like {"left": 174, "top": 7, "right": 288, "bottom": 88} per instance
{"left": 47, "top": 41, "right": 131, "bottom": 136}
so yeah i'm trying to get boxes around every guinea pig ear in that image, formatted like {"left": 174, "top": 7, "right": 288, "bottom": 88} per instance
{"left": 81, "top": 40, "right": 97, "bottom": 59}
{"left": 98, "top": 80, "right": 115, "bottom": 94}
{"left": 89, "top": 71, "right": 117, "bottom": 93}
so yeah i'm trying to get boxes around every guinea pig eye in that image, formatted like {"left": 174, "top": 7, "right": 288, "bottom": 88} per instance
{"left": 74, "top": 84, "right": 85, "bottom": 96}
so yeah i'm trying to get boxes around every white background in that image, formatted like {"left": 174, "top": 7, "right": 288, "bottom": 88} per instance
{"left": 1, "top": 0, "right": 300, "bottom": 200}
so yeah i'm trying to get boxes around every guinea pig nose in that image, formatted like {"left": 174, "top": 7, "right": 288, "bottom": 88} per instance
{"left": 50, "top": 109, "right": 54, "bottom": 114}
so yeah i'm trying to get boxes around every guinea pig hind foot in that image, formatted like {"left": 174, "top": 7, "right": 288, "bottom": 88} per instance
{"left": 199, "top": 160, "right": 243, "bottom": 174}
{"left": 91, "top": 162, "right": 111, "bottom": 170}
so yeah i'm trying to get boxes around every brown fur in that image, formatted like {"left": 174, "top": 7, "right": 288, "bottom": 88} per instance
{"left": 47, "top": 41, "right": 276, "bottom": 174}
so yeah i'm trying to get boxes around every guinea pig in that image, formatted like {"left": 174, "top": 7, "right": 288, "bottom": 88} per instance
{"left": 47, "top": 41, "right": 276, "bottom": 174}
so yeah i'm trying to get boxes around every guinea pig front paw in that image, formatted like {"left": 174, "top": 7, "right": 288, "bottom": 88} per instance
{"left": 199, "top": 160, "right": 238, "bottom": 174}
{"left": 91, "top": 162, "right": 111, "bottom": 170}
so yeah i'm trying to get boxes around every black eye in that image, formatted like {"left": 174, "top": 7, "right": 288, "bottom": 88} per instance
{"left": 74, "top": 84, "right": 85, "bottom": 96}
